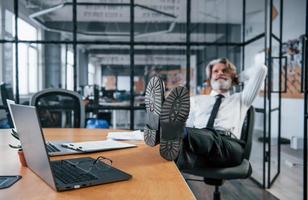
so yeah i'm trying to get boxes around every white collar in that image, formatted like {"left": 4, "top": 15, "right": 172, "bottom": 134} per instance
{"left": 210, "top": 90, "right": 230, "bottom": 98}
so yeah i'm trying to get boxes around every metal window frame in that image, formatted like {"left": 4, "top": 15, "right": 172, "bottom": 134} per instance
{"left": 6, "top": 2, "right": 308, "bottom": 196}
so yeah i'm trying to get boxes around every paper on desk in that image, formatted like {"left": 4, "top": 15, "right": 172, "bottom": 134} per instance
{"left": 61, "top": 140, "right": 136, "bottom": 152}
{"left": 107, "top": 130, "right": 144, "bottom": 141}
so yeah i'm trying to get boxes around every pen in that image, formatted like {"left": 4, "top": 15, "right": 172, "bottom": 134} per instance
{"left": 61, "top": 144, "right": 84, "bottom": 152}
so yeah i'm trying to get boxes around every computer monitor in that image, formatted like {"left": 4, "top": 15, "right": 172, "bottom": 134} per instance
{"left": 102, "top": 90, "right": 115, "bottom": 99}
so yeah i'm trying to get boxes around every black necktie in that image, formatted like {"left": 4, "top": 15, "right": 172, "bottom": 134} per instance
{"left": 206, "top": 94, "right": 224, "bottom": 129}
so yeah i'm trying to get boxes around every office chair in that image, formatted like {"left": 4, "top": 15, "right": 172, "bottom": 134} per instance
{"left": 181, "top": 106, "right": 255, "bottom": 200}
{"left": 30, "top": 88, "right": 85, "bottom": 128}
{"left": 0, "top": 83, "right": 15, "bottom": 127}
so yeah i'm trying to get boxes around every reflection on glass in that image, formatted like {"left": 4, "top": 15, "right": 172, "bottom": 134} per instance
{"left": 281, "top": 38, "right": 304, "bottom": 98}
{"left": 2, "top": 43, "right": 14, "bottom": 88}
{"left": 191, "top": 0, "right": 243, "bottom": 43}
{"left": 134, "top": 0, "right": 184, "bottom": 42}
{"left": 88, "top": 63, "right": 95, "bottom": 85}
{"left": 96, "top": 47, "right": 131, "bottom": 106}
{"left": 18, "top": 0, "right": 69, "bottom": 41}
{"left": 4, "top": 9, "right": 15, "bottom": 39}
{"left": 66, "top": 51, "right": 74, "bottom": 91}
{"left": 245, "top": 0, "right": 266, "bottom": 41}
{"left": 272, "top": 0, "right": 281, "bottom": 37}
{"left": 29, "top": 46, "right": 39, "bottom": 93}
{"left": 17, "top": 43, "right": 40, "bottom": 95}
{"left": 76, "top": 1, "right": 130, "bottom": 42}
{"left": 18, "top": 18, "right": 38, "bottom": 40}
{"left": 135, "top": 48, "right": 187, "bottom": 94}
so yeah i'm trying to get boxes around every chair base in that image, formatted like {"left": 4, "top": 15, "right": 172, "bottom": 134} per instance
{"left": 203, "top": 178, "right": 223, "bottom": 200}
{"left": 214, "top": 185, "right": 220, "bottom": 200}
{"left": 203, "top": 178, "right": 224, "bottom": 186}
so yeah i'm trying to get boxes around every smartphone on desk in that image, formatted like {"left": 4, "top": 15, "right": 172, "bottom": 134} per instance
{"left": 0, "top": 175, "right": 22, "bottom": 189}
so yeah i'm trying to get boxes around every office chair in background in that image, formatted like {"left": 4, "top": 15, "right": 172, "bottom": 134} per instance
{"left": 30, "top": 88, "right": 85, "bottom": 128}
{"left": 0, "top": 83, "right": 15, "bottom": 128}
{"left": 181, "top": 106, "right": 255, "bottom": 200}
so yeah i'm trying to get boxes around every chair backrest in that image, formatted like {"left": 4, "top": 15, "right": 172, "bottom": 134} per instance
{"left": 0, "top": 83, "right": 14, "bottom": 127}
{"left": 0, "top": 83, "right": 14, "bottom": 106}
{"left": 30, "top": 88, "right": 85, "bottom": 128}
{"left": 240, "top": 106, "right": 255, "bottom": 160}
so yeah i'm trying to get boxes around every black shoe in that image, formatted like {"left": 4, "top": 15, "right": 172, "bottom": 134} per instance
{"left": 159, "top": 86, "right": 190, "bottom": 161}
{"left": 144, "top": 76, "right": 165, "bottom": 146}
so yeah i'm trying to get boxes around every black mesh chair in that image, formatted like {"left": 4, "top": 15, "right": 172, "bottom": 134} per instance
{"left": 181, "top": 106, "right": 255, "bottom": 200}
{"left": 0, "top": 83, "right": 15, "bottom": 127}
{"left": 30, "top": 88, "right": 85, "bottom": 128}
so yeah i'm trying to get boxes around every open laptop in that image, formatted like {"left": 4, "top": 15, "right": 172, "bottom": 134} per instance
{"left": 10, "top": 104, "right": 132, "bottom": 191}
{"left": 6, "top": 100, "right": 136, "bottom": 156}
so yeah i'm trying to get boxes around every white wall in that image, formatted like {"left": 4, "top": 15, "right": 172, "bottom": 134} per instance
{"left": 253, "top": 96, "right": 304, "bottom": 139}
{"left": 281, "top": 98, "right": 304, "bottom": 139}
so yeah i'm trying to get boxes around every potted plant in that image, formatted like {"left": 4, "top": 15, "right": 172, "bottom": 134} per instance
{"left": 9, "top": 129, "right": 27, "bottom": 167}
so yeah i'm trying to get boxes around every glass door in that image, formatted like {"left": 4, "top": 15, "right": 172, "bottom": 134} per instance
{"left": 266, "top": 0, "right": 282, "bottom": 188}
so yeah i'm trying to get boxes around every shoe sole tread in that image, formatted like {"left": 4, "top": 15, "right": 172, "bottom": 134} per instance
{"left": 160, "top": 86, "right": 190, "bottom": 160}
{"left": 144, "top": 76, "right": 164, "bottom": 146}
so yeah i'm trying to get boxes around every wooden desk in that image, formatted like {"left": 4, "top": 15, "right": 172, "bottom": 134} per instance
{"left": 0, "top": 129, "right": 195, "bottom": 200}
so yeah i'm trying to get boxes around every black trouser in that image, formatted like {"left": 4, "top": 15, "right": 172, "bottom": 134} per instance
{"left": 176, "top": 127, "right": 245, "bottom": 169}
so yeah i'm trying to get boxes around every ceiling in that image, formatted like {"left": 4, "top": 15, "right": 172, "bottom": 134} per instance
{"left": 24, "top": 0, "right": 245, "bottom": 23}
{"left": 21, "top": 0, "right": 249, "bottom": 35}
{"left": 17, "top": 0, "right": 263, "bottom": 66}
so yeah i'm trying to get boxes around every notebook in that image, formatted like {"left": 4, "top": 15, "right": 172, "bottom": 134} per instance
{"left": 10, "top": 104, "right": 132, "bottom": 191}
{"left": 61, "top": 140, "right": 136, "bottom": 152}
{"left": 7, "top": 100, "right": 136, "bottom": 156}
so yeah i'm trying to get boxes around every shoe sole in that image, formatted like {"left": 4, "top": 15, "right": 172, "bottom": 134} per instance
{"left": 160, "top": 86, "right": 190, "bottom": 160}
{"left": 144, "top": 76, "right": 164, "bottom": 146}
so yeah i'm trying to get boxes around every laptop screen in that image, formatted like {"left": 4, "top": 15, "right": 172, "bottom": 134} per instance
{"left": 10, "top": 104, "right": 57, "bottom": 190}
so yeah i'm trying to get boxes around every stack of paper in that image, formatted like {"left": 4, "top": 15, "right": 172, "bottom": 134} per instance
{"left": 107, "top": 130, "right": 144, "bottom": 141}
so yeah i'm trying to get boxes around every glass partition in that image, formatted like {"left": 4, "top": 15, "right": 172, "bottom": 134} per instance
{"left": 245, "top": 37, "right": 266, "bottom": 185}
{"left": 245, "top": 0, "right": 266, "bottom": 42}
{"left": 86, "top": 45, "right": 132, "bottom": 129}
{"left": 2, "top": 43, "right": 14, "bottom": 85}
{"left": 18, "top": 0, "right": 69, "bottom": 41}
{"left": 135, "top": 45, "right": 187, "bottom": 93}
{"left": 191, "top": 0, "right": 242, "bottom": 43}
{"left": 134, "top": 0, "right": 186, "bottom": 42}
{"left": 1, "top": 2, "right": 15, "bottom": 40}
{"left": 77, "top": 0, "right": 130, "bottom": 42}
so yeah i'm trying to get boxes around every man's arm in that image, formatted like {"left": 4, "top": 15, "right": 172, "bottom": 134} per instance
{"left": 240, "top": 59, "right": 267, "bottom": 106}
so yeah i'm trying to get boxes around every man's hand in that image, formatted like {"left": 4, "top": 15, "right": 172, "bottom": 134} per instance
{"left": 254, "top": 51, "right": 265, "bottom": 67}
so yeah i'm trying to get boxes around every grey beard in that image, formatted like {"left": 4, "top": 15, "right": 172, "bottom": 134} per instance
{"left": 211, "top": 78, "right": 232, "bottom": 91}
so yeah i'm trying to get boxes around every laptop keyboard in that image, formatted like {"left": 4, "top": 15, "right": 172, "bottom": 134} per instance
{"left": 51, "top": 160, "right": 98, "bottom": 184}
{"left": 46, "top": 142, "right": 60, "bottom": 153}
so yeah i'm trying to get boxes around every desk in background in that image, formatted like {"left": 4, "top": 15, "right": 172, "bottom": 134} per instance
{"left": 87, "top": 101, "right": 146, "bottom": 129}
{"left": 0, "top": 128, "right": 195, "bottom": 200}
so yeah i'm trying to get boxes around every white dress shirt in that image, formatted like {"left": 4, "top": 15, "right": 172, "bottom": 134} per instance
{"left": 186, "top": 64, "right": 267, "bottom": 139}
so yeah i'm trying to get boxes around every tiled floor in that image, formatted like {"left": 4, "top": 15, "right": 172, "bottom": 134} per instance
{"left": 250, "top": 130, "right": 303, "bottom": 200}
{"left": 183, "top": 173, "right": 278, "bottom": 200}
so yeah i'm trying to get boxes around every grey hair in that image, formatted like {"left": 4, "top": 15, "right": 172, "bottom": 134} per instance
{"left": 205, "top": 58, "right": 237, "bottom": 79}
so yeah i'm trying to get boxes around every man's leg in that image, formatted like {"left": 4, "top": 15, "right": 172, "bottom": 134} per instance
{"left": 178, "top": 128, "right": 244, "bottom": 169}
{"left": 144, "top": 82, "right": 244, "bottom": 166}
{"left": 159, "top": 86, "right": 190, "bottom": 161}
{"left": 176, "top": 127, "right": 215, "bottom": 169}
{"left": 207, "top": 133, "right": 244, "bottom": 167}
{"left": 144, "top": 76, "right": 165, "bottom": 146}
